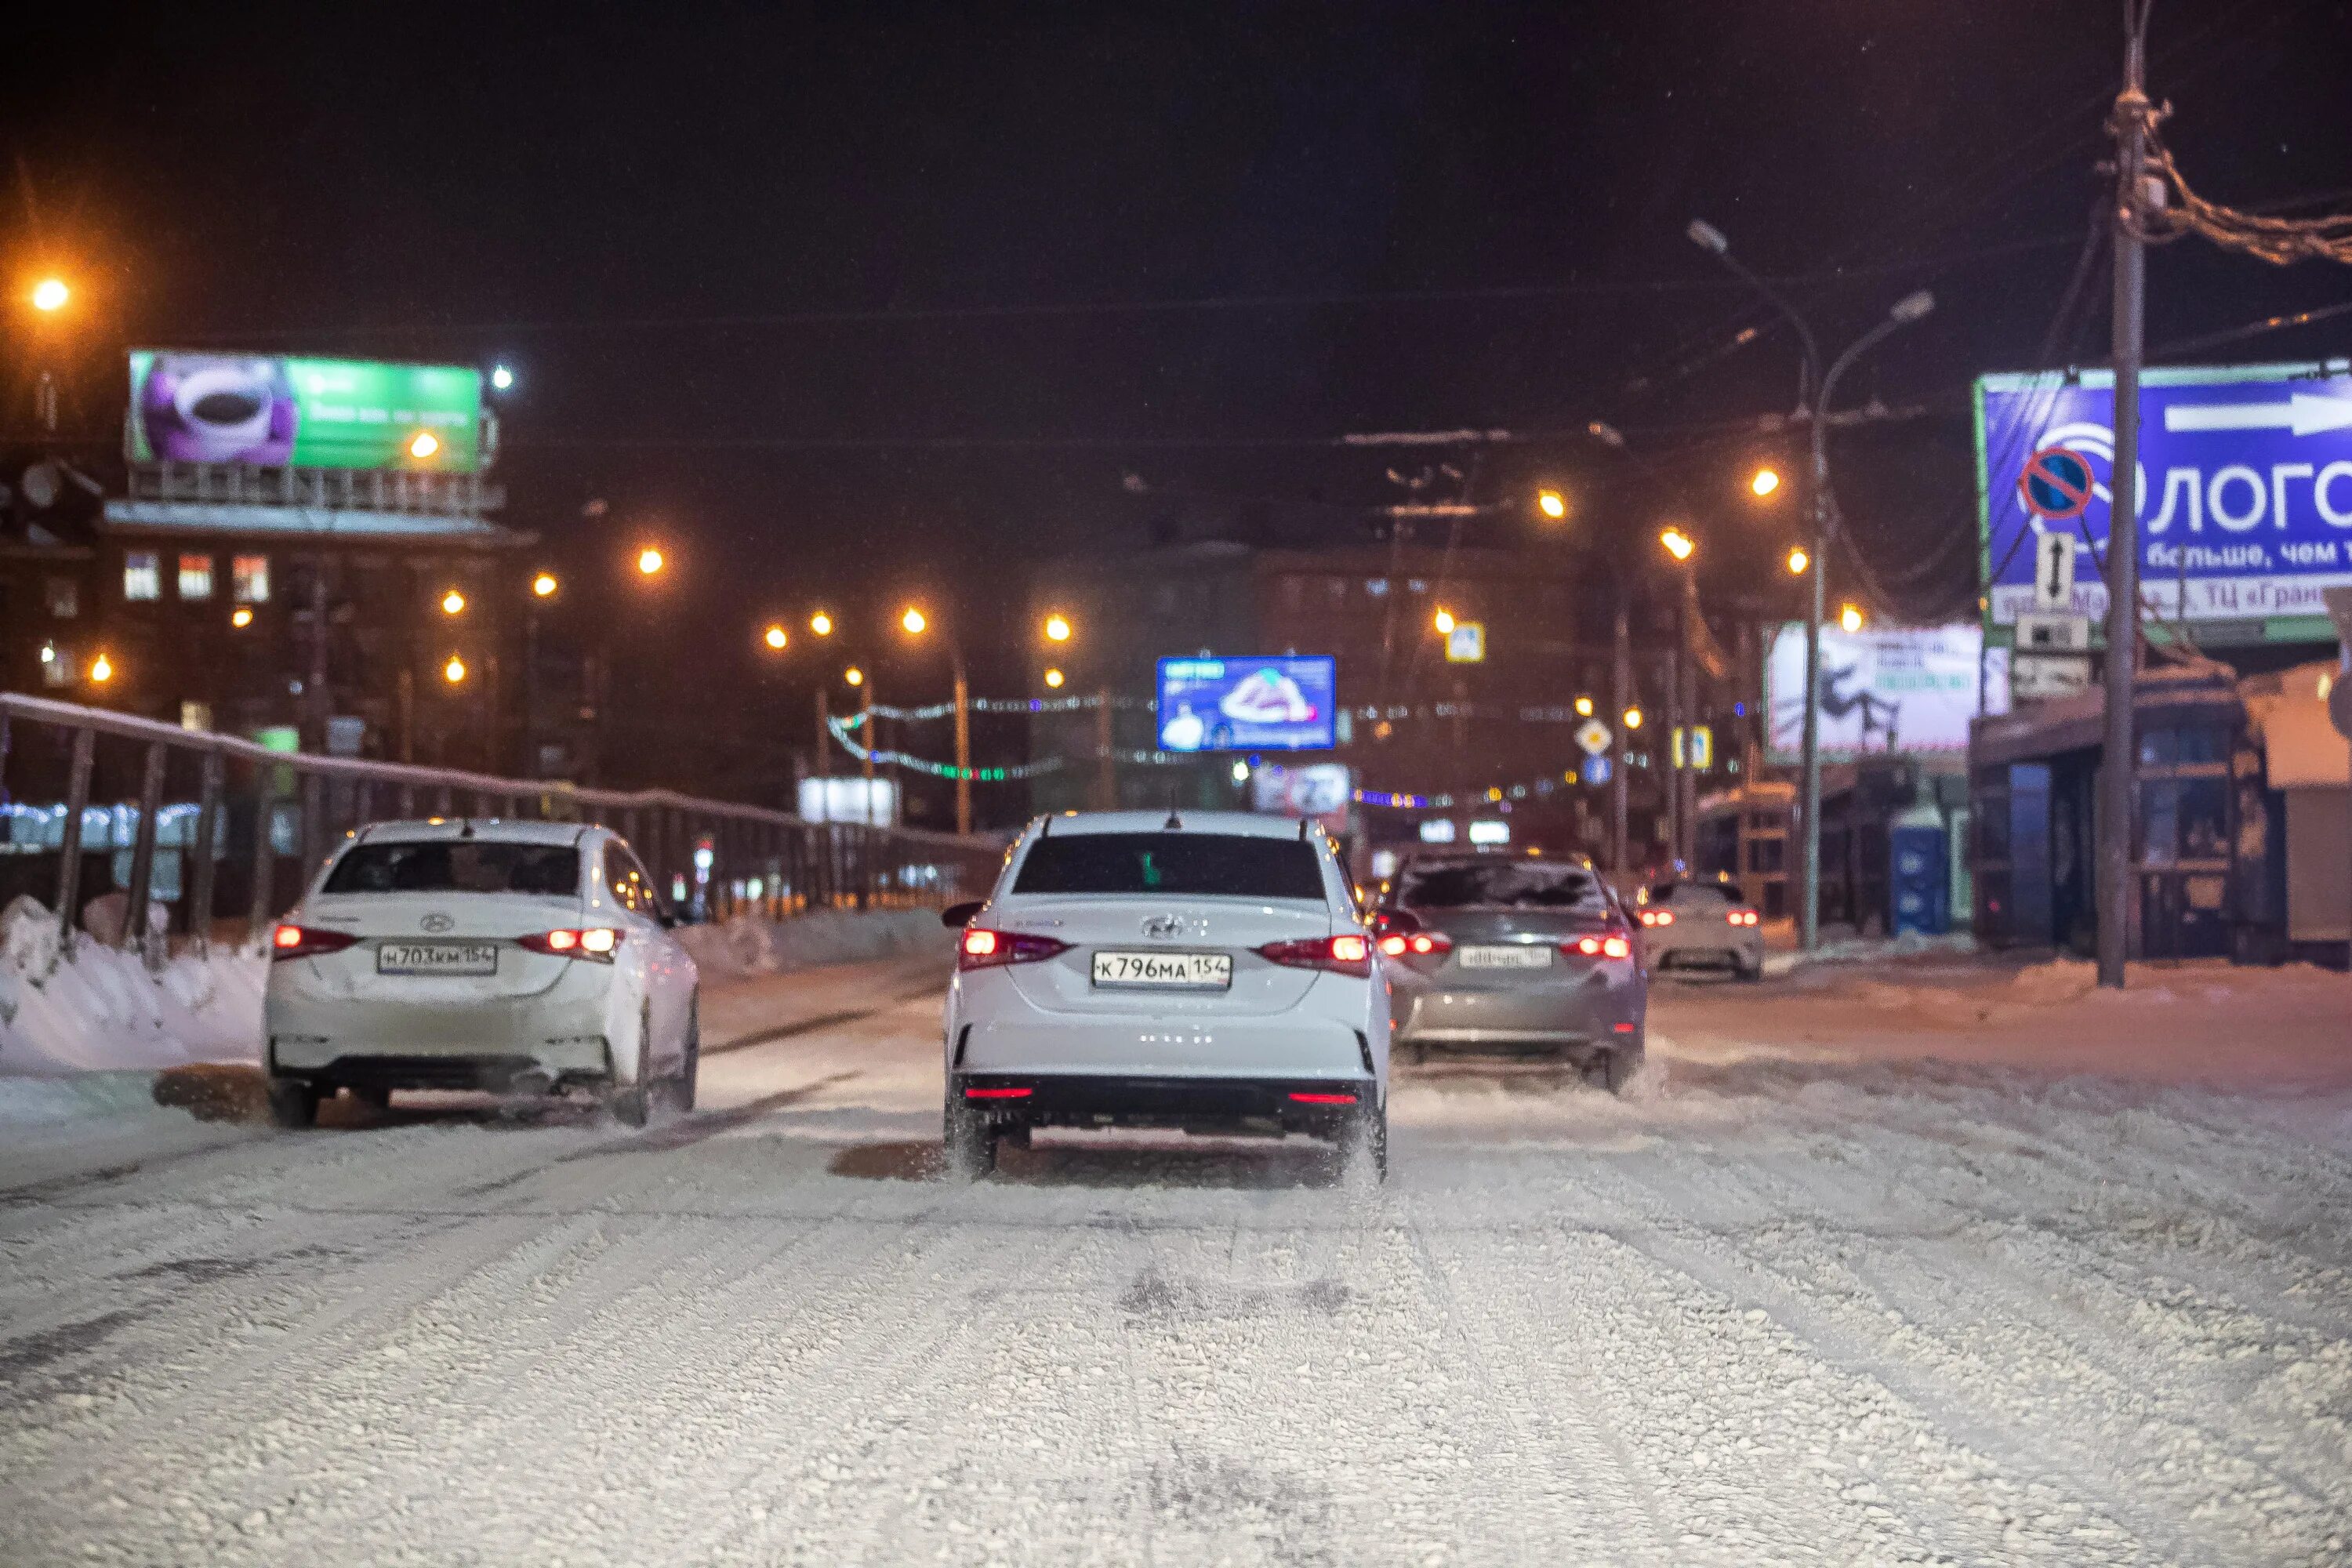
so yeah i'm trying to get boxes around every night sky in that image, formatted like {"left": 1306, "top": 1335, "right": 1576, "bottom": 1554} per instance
{"left": 10, "top": 2, "right": 2352, "bottom": 741}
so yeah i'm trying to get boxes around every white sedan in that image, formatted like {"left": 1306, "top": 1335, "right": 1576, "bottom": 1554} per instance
{"left": 940, "top": 810, "right": 1390, "bottom": 1180}
{"left": 1633, "top": 877, "right": 1766, "bottom": 979}
{"left": 263, "top": 818, "right": 699, "bottom": 1127}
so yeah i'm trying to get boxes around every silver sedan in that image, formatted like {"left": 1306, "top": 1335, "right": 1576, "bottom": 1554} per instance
{"left": 1376, "top": 855, "right": 1647, "bottom": 1093}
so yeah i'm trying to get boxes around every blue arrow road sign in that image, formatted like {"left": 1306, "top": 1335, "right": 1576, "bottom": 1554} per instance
{"left": 1976, "top": 361, "right": 2352, "bottom": 643}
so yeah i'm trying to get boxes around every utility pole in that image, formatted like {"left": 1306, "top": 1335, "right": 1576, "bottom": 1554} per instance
{"left": 952, "top": 657, "right": 972, "bottom": 836}
{"left": 2098, "top": 5, "right": 2152, "bottom": 989}
{"left": 1610, "top": 600, "right": 1631, "bottom": 875}
{"left": 1664, "top": 645, "right": 1682, "bottom": 869}
{"left": 1678, "top": 626, "right": 1700, "bottom": 869}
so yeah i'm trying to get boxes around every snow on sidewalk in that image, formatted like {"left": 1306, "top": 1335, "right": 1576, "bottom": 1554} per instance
{"left": 0, "top": 897, "right": 265, "bottom": 1077}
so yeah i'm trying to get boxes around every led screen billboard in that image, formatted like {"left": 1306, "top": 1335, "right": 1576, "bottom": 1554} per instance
{"left": 1156, "top": 656, "right": 1336, "bottom": 753}
{"left": 127, "top": 351, "right": 484, "bottom": 472}
{"left": 1764, "top": 624, "right": 2003, "bottom": 764}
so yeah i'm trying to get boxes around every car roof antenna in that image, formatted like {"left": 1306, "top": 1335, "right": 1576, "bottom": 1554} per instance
{"left": 1163, "top": 789, "right": 1183, "bottom": 831}
{"left": 459, "top": 818, "right": 476, "bottom": 839}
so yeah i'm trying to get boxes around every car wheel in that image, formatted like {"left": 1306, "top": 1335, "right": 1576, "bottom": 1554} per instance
{"left": 677, "top": 993, "right": 700, "bottom": 1112}
{"left": 1599, "top": 1035, "right": 1646, "bottom": 1096}
{"left": 265, "top": 1076, "right": 319, "bottom": 1130}
{"left": 1736, "top": 956, "right": 1764, "bottom": 982}
{"left": 943, "top": 1097, "right": 997, "bottom": 1181}
{"left": 1342, "top": 1103, "right": 1388, "bottom": 1185}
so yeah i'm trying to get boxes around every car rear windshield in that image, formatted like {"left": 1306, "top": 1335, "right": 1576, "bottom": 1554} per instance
{"left": 1397, "top": 861, "right": 1609, "bottom": 912}
{"left": 323, "top": 841, "right": 582, "bottom": 898}
{"left": 1011, "top": 833, "right": 1326, "bottom": 900}
{"left": 1654, "top": 881, "right": 1736, "bottom": 904}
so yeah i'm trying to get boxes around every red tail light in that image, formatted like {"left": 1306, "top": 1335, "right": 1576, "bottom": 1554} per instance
{"left": 1726, "top": 909, "right": 1759, "bottom": 927}
{"left": 1287, "top": 1091, "right": 1358, "bottom": 1105}
{"left": 1255, "top": 934, "right": 1373, "bottom": 977}
{"left": 1639, "top": 909, "right": 1675, "bottom": 927}
{"left": 518, "top": 927, "right": 623, "bottom": 963}
{"left": 958, "top": 929, "right": 1072, "bottom": 971}
{"left": 964, "top": 1085, "right": 1033, "bottom": 1099}
{"left": 269, "top": 924, "right": 359, "bottom": 962}
{"left": 1377, "top": 931, "right": 1454, "bottom": 959}
{"left": 1565, "top": 933, "right": 1635, "bottom": 960}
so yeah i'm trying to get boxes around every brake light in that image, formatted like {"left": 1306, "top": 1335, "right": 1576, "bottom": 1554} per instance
{"left": 1727, "top": 909, "right": 1759, "bottom": 926}
{"left": 1377, "top": 931, "right": 1453, "bottom": 959}
{"left": 269, "top": 924, "right": 359, "bottom": 962}
{"left": 1604, "top": 935, "right": 1632, "bottom": 959}
{"left": 1255, "top": 935, "right": 1374, "bottom": 977}
{"left": 518, "top": 927, "right": 623, "bottom": 963}
{"left": 958, "top": 929, "right": 1072, "bottom": 971}
{"left": 1639, "top": 909, "right": 1675, "bottom": 927}
{"left": 1566, "top": 933, "right": 1634, "bottom": 960}
{"left": 964, "top": 1085, "right": 1033, "bottom": 1099}
{"left": 1287, "top": 1091, "right": 1358, "bottom": 1105}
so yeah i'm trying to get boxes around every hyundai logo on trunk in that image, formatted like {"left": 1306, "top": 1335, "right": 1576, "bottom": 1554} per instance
{"left": 1140, "top": 914, "right": 1186, "bottom": 940}
{"left": 420, "top": 913, "right": 455, "bottom": 933}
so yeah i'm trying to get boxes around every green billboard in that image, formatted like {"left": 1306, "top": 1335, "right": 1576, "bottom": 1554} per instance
{"left": 128, "top": 350, "right": 484, "bottom": 473}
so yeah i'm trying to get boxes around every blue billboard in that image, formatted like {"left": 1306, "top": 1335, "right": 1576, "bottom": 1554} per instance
{"left": 1976, "top": 361, "right": 2352, "bottom": 644}
{"left": 1156, "top": 656, "right": 1336, "bottom": 752}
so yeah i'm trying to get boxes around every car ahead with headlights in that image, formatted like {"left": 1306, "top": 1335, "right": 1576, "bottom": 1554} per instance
{"left": 939, "top": 810, "right": 1388, "bottom": 1180}
{"left": 263, "top": 819, "right": 699, "bottom": 1127}
{"left": 1377, "top": 852, "right": 1647, "bottom": 1091}
{"left": 1633, "top": 877, "right": 1765, "bottom": 980}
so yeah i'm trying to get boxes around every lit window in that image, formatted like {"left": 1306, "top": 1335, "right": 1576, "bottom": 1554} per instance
{"left": 45, "top": 577, "right": 78, "bottom": 618}
{"left": 123, "top": 552, "right": 162, "bottom": 601}
{"left": 40, "top": 641, "right": 71, "bottom": 688}
{"left": 178, "top": 554, "right": 216, "bottom": 600}
{"left": 232, "top": 554, "right": 270, "bottom": 604}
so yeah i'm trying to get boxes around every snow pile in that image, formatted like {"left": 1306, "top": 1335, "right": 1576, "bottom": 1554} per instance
{"left": 0, "top": 895, "right": 265, "bottom": 1076}
{"left": 674, "top": 906, "right": 954, "bottom": 980}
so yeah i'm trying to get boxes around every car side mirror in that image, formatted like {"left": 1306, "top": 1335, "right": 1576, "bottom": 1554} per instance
{"left": 942, "top": 900, "right": 985, "bottom": 928}
{"left": 1373, "top": 909, "right": 1421, "bottom": 937}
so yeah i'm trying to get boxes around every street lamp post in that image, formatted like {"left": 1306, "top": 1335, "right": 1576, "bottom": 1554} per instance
{"left": 900, "top": 607, "right": 973, "bottom": 835}
{"left": 1689, "top": 217, "right": 1932, "bottom": 950}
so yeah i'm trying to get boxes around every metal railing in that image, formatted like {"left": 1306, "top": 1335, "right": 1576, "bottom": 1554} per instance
{"left": 0, "top": 691, "right": 1004, "bottom": 964}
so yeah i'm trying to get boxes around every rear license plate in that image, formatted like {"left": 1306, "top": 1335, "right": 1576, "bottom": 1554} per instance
{"left": 1091, "top": 950, "right": 1232, "bottom": 989}
{"left": 1457, "top": 945, "right": 1552, "bottom": 970}
{"left": 376, "top": 942, "right": 499, "bottom": 977}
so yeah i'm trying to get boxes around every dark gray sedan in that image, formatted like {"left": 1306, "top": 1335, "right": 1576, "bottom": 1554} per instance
{"left": 1376, "top": 854, "right": 1648, "bottom": 1092}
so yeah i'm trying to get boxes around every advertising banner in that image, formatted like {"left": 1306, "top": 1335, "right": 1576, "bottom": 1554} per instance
{"left": 128, "top": 351, "right": 484, "bottom": 472}
{"left": 1976, "top": 361, "right": 2352, "bottom": 642}
{"left": 1156, "top": 656, "right": 1336, "bottom": 752}
{"left": 1764, "top": 624, "right": 2002, "bottom": 764}
{"left": 1247, "top": 762, "right": 1353, "bottom": 833}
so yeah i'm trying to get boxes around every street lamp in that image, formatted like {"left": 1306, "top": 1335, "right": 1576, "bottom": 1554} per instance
{"left": 636, "top": 546, "right": 665, "bottom": 577}
{"left": 809, "top": 611, "right": 833, "bottom": 637}
{"left": 1536, "top": 488, "right": 1569, "bottom": 521}
{"left": 1432, "top": 608, "right": 1456, "bottom": 635}
{"left": 843, "top": 666, "right": 864, "bottom": 687}
{"left": 1786, "top": 546, "right": 1810, "bottom": 575}
{"left": 1839, "top": 603, "right": 1865, "bottom": 633}
{"left": 31, "top": 278, "right": 69, "bottom": 313}
{"left": 1623, "top": 706, "right": 1643, "bottom": 730}
{"left": 1044, "top": 667, "right": 1065, "bottom": 689}
{"left": 440, "top": 588, "right": 466, "bottom": 616}
{"left": 1043, "top": 612, "right": 1073, "bottom": 643}
{"left": 230, "top": 606, "right": 255, "bottom": 629}
{"left": 1574, "top": 695, "right": 1594, "bottom": 717}
{"left": 1750, "top": 466, "right": 1783, "bottom": 499}
{"left": 532, "top": 572, "right": 559, "bottom": 598}
{"left": 1659, "top": 527, "right": 1695, "bottom": 562}
{"left": 444, "top": 655, "right": 467, "bottom": 684}
{"left": 763, "top": 622, "right": 789, "bottom": 651}
{"left": 491, "top": 365, "right": 515, "bottom": 392}
{"left": 89, "top": 652, "right": 114, "bottom": 684}
{"left": 1690, "top": 214, "right": 1933, "bottom": 953}
{"left": 898, "top": 604, "right": 972, "bottom": 834}
{"left": 408, "top": 430, "right": 441, "bottom": 461}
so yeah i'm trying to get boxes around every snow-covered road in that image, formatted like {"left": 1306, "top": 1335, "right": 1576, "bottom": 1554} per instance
{"left": 5, "top": 958, "right": 2350, "bottom": 1565}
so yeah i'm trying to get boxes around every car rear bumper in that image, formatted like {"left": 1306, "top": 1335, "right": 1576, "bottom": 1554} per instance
{"left": 1393, "top": 982, "right": 1639, "bottom": 1049}
{"left": 264, "top": 991, "right": 615, "bottom": 1083}
{"left": 956, "top": 1010, "right": 1374, "bottom": 1078}
{"left": 1651, "top": 935, "right": 1765, "bottom": 969}
{"left": 952, "top": 1072, "right": 1376, "bottom": 1134}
